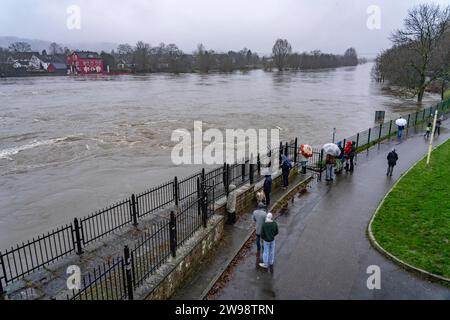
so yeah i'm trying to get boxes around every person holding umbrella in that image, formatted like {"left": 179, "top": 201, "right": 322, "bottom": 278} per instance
{"left": 299, "top": 144, "right": 313, "bottom": 174}
{"left": 396, "top": 117, "right": 407, "bottom": 142}
{"left": 323, "top": 143, "right": 340, "bottom": 181}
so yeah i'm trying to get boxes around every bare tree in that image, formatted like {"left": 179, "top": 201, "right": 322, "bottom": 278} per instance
{"left": 390, "top": 4, "right": 450, "bottom": 102}
{"left": 8, "top": 42, "right": 32, "bottom": 52}
{"left": 133, "top": 41, "right": 151, "bottom": 72}
{"left": 195, "top": 43, "right": 212, "bottom": 73}
{"left": 49, "top": 42, "right": 63, "bottom": 55}
{"left": 272, "top": 39, "right": 292, "bottom": 71}
{"left": 117, "top": 44, "right": 133, "bottom": 56}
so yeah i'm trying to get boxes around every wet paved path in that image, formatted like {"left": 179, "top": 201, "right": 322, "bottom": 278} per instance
{"left": 215, "top": 120, "right": 450, "bottom": 299}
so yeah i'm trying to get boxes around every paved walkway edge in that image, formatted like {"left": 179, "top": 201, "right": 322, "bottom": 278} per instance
{"left": 200, "top": 175, "right": 314, "bottom": 299}
{"left": 367, "top": 139, "right": 450, "bottom": 286}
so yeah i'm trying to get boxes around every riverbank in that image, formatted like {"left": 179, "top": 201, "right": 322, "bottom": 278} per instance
{"left": 213, "top": 115, "right": 450, "bottom": 299}
{"left": 370, "top": 139, "right": 450, "bottom": 280}
{"left": 0, "top": 63, "right": 442, "bottom": 249}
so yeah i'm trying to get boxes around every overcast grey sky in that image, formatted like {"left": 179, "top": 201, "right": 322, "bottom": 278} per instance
{"left": 1, "top": 0, "right": 448, "bottom": 56}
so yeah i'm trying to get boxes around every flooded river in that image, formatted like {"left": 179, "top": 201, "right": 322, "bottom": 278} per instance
{"left": 0, "top": 63, "right": 440, "bottom": 247}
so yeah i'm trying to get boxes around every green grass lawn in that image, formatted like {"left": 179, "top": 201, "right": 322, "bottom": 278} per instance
{"left": 371, "top": 139, "right": 450, "bottom": 278}
{"left": 445, "top": 89, "right": 450, "bottom": 101}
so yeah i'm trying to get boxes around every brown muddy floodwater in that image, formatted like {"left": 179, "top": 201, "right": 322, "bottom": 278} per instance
{"left": 0, "top": 63, "right": 440, "bottom": 247}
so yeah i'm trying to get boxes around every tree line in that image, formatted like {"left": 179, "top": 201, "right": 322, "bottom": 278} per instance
{"left": 373, "top": 4, "right": 450, "bottom": 102}
{"left": 1, "top": 39, "right": 360, "bottom": 74}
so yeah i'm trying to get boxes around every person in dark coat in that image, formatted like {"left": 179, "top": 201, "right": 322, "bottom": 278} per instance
{"left": 335, "top": 141, "right": 344, "bottom": 173}
{"left": 281, "top": 155, "right": 292, "bottom": 189}
{"left": 386, "top": 148, "right": 399, "bottom": 176}
{"left": 348, "top": 141, "right": 356, "bottom": 172}
{"left": 435, "top": 118, "right": 442, "bottom": 136}
{"left": 263, "top": 174, "right": 272, "bottom": 206}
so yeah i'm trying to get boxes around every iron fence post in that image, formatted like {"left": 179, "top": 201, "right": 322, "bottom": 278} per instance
{"left": 0, "top": 276, "right": 3, "bottom": 297}
{"left": 123, "top": 246, "right": 134, "bottom": 300}
{"left": 285, "top": 142, "right": 288, "bottom": 157}
{"left": 174, "top": 176, "right": 179, "bottom": 207}
{"left": 407, "top": 114, "right": 410, "bottom": 128}
{"left": 197, "top": 177, "right": 202, "bottom": 215}
{"left": 367, "top": 128, "right": 371, "bottom": 146}
{"left": 319, "top": 149, "right": 324, "bottom": 181}
{"left": 0, "top": 253, "right": 5, "bottom": 297}
{"left": 415, "top": 112, "right": 418, "bottom": 125}
{"left": 294, "top": 138, "right": 298, "bottom": 163}
{"left": 241, "top": 163, "right": 245, "bottom": 182}
{"left": 169, "top": 211, "right": 177, "bottom": 257}
{"left": 257, "top": 154, "right": 261, "bottom": 176}
{"left": 423, "top": 109, "right": 426, "bottom": 120}
{"left": 378, "top": 123, "right": 382, "bottom": 144}
{"left": 222, "top": 163, "right": 227, "bottom": 190}
{"left": 249, "top": 163, "right": 254, "bottom": 184}
{"left": 131, "top": 194, "right": 138, "bottom": 226}
{"left": 226, "top": 164, "right": 230, "bottom": 196}
{"left": 73, "top": 218, "right": 83, "bottom": 255}
{"left": 356, "top": 133, "right": 360, "bottom": 150}
{"left": 202, "top": 187, "right": 208, "bottom": 228}
{"left": 201, "top": 168, "right": 206, "bottom": 186}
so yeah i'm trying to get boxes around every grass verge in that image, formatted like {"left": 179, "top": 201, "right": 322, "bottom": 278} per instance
{"left": 371, "top": 139, "right": 450, "bottom": 278}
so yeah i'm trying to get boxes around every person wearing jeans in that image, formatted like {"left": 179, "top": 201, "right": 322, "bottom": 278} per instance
{"left": 259, "top": 213, "right": 278, "bottom": 269}
{"left": 325, "top": 154, "right": 336, "bottom": 181}
{"left": 252, "top": 202, "right": 267, "bottom": 253}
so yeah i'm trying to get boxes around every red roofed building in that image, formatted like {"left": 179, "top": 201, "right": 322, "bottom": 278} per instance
{"left": 67, "top": 51, "right": 103, "bottom": 75}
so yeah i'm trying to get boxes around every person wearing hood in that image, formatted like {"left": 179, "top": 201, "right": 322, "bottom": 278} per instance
{"left": 386, "top": 149, "right": 398, "bottom": 177}
{"left": 226, "top": 184, "right": 237, "bottom": 224}
{"left": 252, "top": 202, "right": 267, "bottom": 253}
{"left": 263, "top": 173, "right": 272, "bottom": 206}
{"left": 259, "top": 212, "right": 278, "bottom": 269}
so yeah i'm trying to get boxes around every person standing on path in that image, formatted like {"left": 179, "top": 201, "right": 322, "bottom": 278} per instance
{"left": 435, "top": 118, "right": 442, "bottom": 137}
{"left": 263, "top": 173, "right": 272, "bottom": 206}
{"left": 259, "top": 213, "right": 278, "bottom": 270}
{"left": 252, "top": 202, "right": 267, "bottom": 253}
{"left": 386, "top": 148, "right": 399, "bottom": 177}
{"left": 397, "top": 124, "right": 405, "bottom": 142}
{"left": 325, "top": 153, "right": 336, "bottom": 181}
{"left": 335, "top": 141, "right": 344, "bottom": 174}
{"left": 348, "top": 141, "right": 356, "bottom": 172}
{"left": 281, "top": 155, "right": 292, "bottom": 190}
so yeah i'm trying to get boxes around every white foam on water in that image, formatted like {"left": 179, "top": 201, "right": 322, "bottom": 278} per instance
{"left": 0, "top": 137, "right": 72, "bottom": 159}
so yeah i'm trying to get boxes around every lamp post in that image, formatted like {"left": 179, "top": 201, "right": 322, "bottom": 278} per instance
{"left": 332, "top": 128, "right": 336, "bottom": 143}
{"left": 426, "top": 110, "right": 438, "bottom": 166}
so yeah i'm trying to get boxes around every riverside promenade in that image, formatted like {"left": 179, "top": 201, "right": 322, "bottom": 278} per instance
{"left": 213, "top": 119, "right": 450, "bottom": 299}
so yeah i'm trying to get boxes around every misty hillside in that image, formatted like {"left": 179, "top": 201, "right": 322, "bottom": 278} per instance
{"left": 0, "top": 36, "right": 119, "bottom": 53}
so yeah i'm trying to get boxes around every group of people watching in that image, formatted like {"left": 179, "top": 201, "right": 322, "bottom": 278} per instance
{"left": 325, "top": 140, "right": 356, "bottom": 181}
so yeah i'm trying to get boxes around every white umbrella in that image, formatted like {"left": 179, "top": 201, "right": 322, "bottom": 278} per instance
{"left": 395, "top": 118, "right": 407, "bottom": 126}
{"left": 322, "top": 143, "right": 340, "bottom": 156}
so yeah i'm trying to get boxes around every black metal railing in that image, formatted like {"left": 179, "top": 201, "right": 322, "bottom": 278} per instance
{"left": 1, "top": 98, "right": 449, "bottom": 295}
{"left": 67, "top": 181, "right": 215, "bottom": 300}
